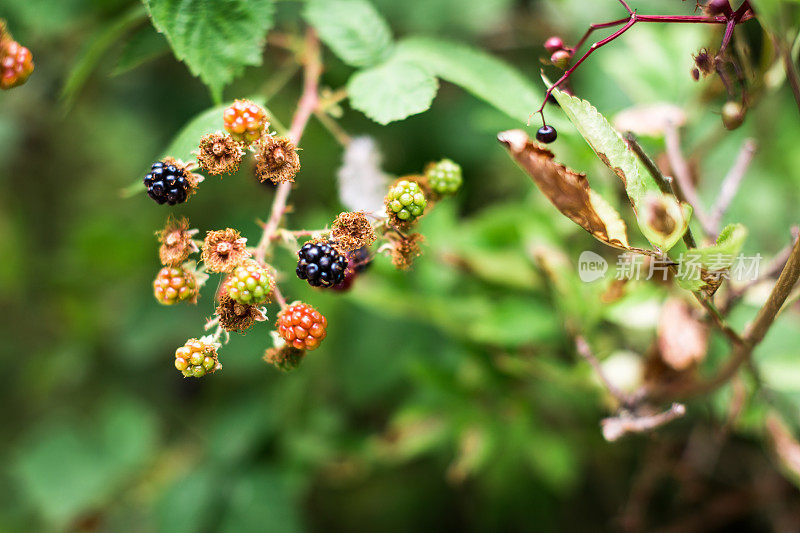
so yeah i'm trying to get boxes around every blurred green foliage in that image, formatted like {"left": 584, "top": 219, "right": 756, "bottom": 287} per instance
{"left": 2, "top": 0, "right": 800, "bottom": 531}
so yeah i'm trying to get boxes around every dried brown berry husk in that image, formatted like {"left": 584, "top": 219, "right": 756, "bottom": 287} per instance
{"left": 254, "top": 135, "right": 300, "bottom": 184}
{"left": 156, "top": 216, "right": 199, "bottom": 266}
{"left": 215, "top": 295, "right": 266, "bottom": 332}
{"left": 202, "top": 228, "right": 250, "bottom": 273}
{"left": 195, "top": 132, "right": 244, "bottom": 175}
{"left": 390, "top": 231, "right": 424, "bottom": 270}
{"left": 162, "top": 157, "right": 203, "bottom": 198}
{"left": 693, "top": 49, "right": 714, "bottom": 77}
{"left": 331, "top": 211, "right": 377, "bottom": 252}
{"left": 263, "top": 345, "right": 306, "bottom": 372}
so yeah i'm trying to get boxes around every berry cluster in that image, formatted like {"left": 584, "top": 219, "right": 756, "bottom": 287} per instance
{"left": 1, "top": 39, "right": 33, "bottom": 90}
{"left": 296, "top": 241, "right": 348, "bottom": 288}
{"left": 153, "top": 266, "right": 197, "bottom": 305}
{"left": 223, "top": 99, "right": 269, "bottom": 144}
{"left": 426, "top": 159, "right": 463, "bottom": 196}
{"left": 224, "top": 260, "right": 274, "bottom": 305}
{"left": 174, "top": 338, "right": 221, "bottom": 378}
{"left": 386, "top": 180, "right": 427, "bottom": 223}
{"left": 277, "top": 302, "right": 327, "bottom": 351}
{"left": 144, "top": 161, "right": 192, "bottom": 205}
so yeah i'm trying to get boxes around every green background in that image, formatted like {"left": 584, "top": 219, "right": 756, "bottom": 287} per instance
{"left": 2, "top": 0, "right": 800, "bottom": 530}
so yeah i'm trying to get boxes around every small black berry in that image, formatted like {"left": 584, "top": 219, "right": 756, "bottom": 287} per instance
{"left": 536, "top": 125, "right": 557, "bottom": 144}
{"left": 144, "top": 161, "right": 190, "bottom": 205}
{"left": 296, "top": 241, "right": 349, "bottom": 288}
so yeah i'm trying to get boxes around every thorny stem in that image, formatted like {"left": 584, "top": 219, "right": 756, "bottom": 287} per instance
{"left": 272, "top": 283, "right": 287, "bottom": 309}
{"left": 255, "top": 29, "right": 322, "bottom": 262}
{"left": 575, "top": 336, "right": 634, "bottom": 407}
{"left": 664, "top": 234, "right": 800, "bottom": 400}
{"left": 625, "top": 132, "right": 697, "bottom": 248}
{"left": 534, "top": 2, "right": 755, "bottom": 123}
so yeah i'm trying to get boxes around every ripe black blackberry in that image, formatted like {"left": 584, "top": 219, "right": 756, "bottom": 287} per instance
{"left": 296, "top": 241, "right": 348, "bottom": 288}
{"left": 144, "top": 161, "right": 190, "bottom": 205}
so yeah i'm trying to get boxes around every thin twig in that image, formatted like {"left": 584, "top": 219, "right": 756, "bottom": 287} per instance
{"left": 272, "top": 283, "right": 287, "bottom": 309}
{"left": 666, "top": 234, "right": 800, "bottom": 399}
{"left": 664, "top": 122, "right": 716, "bottom": 236}
{"left": 254, "top": 29, "right": 322, "bottom": 262}
{"left": 710, "top": 139, "right": 757, "bottom": 234}
{"left": 692, "top": 292, "right": 745, "bottom": 346}
{"left": 575, "top": 336, "right": 631, "bottom": 406}
{"left": 625, "top": 132, "right": 697, "bottom": 248}
{"left": 601, "top": 403, "right": 686, "bottom": 442}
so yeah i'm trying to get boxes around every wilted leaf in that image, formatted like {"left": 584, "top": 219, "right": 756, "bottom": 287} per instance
{"left": 498, "top": 129, "right": 646, "bottom": 253}
{"left": 638, "top": 193, "right": 692, "bottom": 252}
{"left": 545, "top": 80, "right": 689, "bottom": 251}
{"left": 657, "top": 298, "right": 709, "bottom": 371}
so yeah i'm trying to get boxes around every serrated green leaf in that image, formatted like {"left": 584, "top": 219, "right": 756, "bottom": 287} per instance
{"left": 396, "top": 37, "right": 549, "bottom": 124}
{"left": 143, "top": 0, "right": 275, "bottom": 102}
{"left": 347, "top": 60, "right": 438, "bottom": 124}
{"left": 303, "top": 0, "right": 393, "bottom": 68}
{"left": 112, "top": 23, "right": 170, "bottom": 76}
{"left": 546, "top": 80, "right": 690, "bottom": 251}
{"left": 687, "top": 223, "right": 748, "bottom": 269}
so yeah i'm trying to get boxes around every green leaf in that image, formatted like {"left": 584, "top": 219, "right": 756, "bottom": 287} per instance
{"left": 163, "top": 96, "right": 266, "bottom": 162}
{"left": 219, "top": 468, "right": 301, "bottom": 533}
{"left": 303, "top": 0, "right": 393, "bottom": 67}
{"left": 396, "top": 37, "right": 547, "bottom": 124}
{"left": 143, "top": 0, "right": 275, "bottom": 102}
{"left": 112, "top": 23, "right": 170, "bottom": 76}
{"left": 687, "top": 223, "right": 748, "bottom": 269}
{"left": 60, "top": 5, "right": 147, "bottom": 111}
{"left": 13, "top": 398, "right": 157, "bottom": 527}
{"left": 546, "top": 81, "right": 690, "bottom": 250}
{"left": 157, "top": 468, "right": 220, "bottom": 533}
{"left": 347, "top": 60, "right": 438, "bottom": 124}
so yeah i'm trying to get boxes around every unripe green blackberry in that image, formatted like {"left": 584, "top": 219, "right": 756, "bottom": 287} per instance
{"left": 153, "top": 266, "right": 197, "bottom": 305}
{"left": 223, "top": 259, "right": 274, "bottom": 305}
{"left": 385, "top": 180, "right": 427, "bottom": 222}
{"left": 174, "top": 338, "right": 221, "bottom": 378}
{"left": 425, "top": 159, "right": 462, "bottom": 195}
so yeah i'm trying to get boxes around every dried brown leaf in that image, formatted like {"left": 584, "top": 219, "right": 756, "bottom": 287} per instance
{"left": 657, "top": 298, "right": 709, "bottom": 371}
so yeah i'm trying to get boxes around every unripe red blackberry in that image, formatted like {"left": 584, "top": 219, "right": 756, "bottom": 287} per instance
{"left": 385, "top": 180, "right": 427, "bottom": 223}
{"left": 153, "top": 266, "right": 197, "bottom": 305}
{"left": 144, "top": 160, "right": 191, "bottom": 205}
{"left": 174, "top": 338, "right": 221, "bottom": 378}
{"left": 544, "top": 36, "right": 565, "bottom": 53}
{"left": 0, "top": 40, "right": 33, "bottom": 90}
{"left": 276, "top": 302, "right": 327, "bottom": 351}
{"left": 223, "top": 259, "right": 274, "bottom": 305}
{"left": 425, "top": 159, "right": 463, "bottom": 195}
{"left": 296, "top": 241, "right": 348, "bottom": 288}
{"left": 550, "top": 50, "right": 571, "bottom": 70}
{"left": 223, "top": 99, "right": 268, "bottom": 144}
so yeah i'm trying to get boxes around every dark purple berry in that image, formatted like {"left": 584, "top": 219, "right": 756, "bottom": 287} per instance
{"left": 144, "top": 161, "right": 190, "bottom": 205}
{"left": 536, "top": 125, "right": 557, "bottom": 144}
{"left": 296, "top": 241, "right": 348, "bottom": 288}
